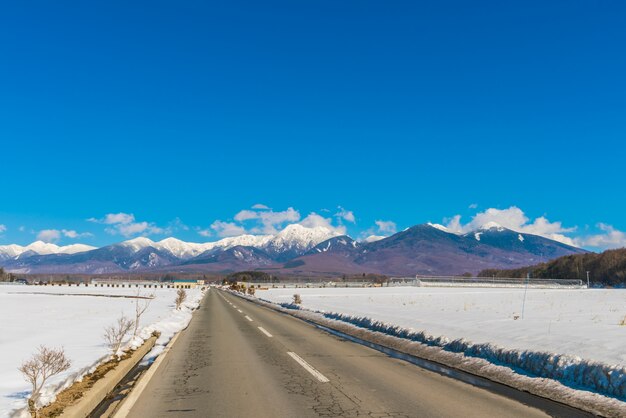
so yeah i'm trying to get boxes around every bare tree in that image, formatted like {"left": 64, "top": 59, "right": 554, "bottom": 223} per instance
{"left": 103, "top": 315, "right": 134, "bottom": 356}
{"left": 132, "top": 291, "right": 154, "bottom": 337}
{"left": 293, "top": 294, "right": 302, "bottom": 305}
{"left": 19, "top": 346, "right": 71, "bottom": 415}
{"left": 175, "top": 288, "right": 187, "bottom": 310}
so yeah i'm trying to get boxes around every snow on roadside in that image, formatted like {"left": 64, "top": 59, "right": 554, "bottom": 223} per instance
{"left": 258, "top": 286, "right": 626, "bottom": 402}
{"left": 0, "top": 284, "right": 205, "bottom": 417}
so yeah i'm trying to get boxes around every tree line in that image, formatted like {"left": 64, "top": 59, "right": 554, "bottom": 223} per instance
{"left": 0, "top": 267, "right": 17, "bottom": 282}
{"left": 478, "top": 248, "right": 626, "bottom": 287}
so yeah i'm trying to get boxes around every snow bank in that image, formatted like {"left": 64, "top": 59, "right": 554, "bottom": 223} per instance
{"left": 322, "top": 311, "right": 626, "bottom": 400}
{"left": 258, "top": 287, "right": 626, "bottom": 402}
{"left": 239, "top": 290, "right": 626, "bottom": 416}
{"left": 0, "top": 285, "right": 205, "bottom": 417}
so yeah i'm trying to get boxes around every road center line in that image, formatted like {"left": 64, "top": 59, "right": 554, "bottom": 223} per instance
{"left": 237, "top": 309, "right": 243, "bottom": 313}
{"left": 245, "top": 315, "right": 253, "bottom": 321}
{"left": 258, "top": 327, "right": 273, "bottom": 337}
{"left": 287, "top": 352, "right": 330, "bottom": 383}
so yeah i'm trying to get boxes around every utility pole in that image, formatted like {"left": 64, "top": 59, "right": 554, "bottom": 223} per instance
{"left": 521, "top": 272, "right": 530, "bottom": 320}
{"left": 586, "top": 271, "right": 590, "bottom": 289}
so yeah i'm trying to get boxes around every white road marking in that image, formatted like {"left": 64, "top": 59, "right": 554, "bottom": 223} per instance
{"left": 287, "top": 352, "right": 330, "bottom": 383}
{"left": 258, "top": 327, "right": 273, "bottom": 337}
{"left": 245, "top": 315, "right": 253, "bottom": 321}
{"left": 237, "top": 309, "right": 243, "bottom": 313}
{"left": 233, "top": 305, "right": 237, "bottom": 308}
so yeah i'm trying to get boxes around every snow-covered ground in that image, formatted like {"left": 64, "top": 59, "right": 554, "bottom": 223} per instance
{"left": 256, "top": 286, "right": 626, "bottom": 402}
{"left": 0, "top": 284, "right": 205, "bottom": 417}
{"left": 259, "top": 286, "right": 626, "bottom": 372}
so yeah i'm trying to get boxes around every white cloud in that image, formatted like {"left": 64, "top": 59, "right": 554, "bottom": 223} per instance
{"left": 300, "top": 213, "right": 347, "bottom": 235}
{"left": 234, "top": 210, "right": 259, "bottom": 222}
{"left": 210, "top": 221, "right": 246, "bottom": 238}
{"left": 202, "top": 206, "right": 349, "bottom": 238}
{"left": 87, "top": 212, "right": 136, "bottom": 225}
{"left": 114, "top": 222, "right": 164, "bottom": 237}
{"left": 162, "top": 217, "right": 189, "bottom": 235}
{"left": 375, "top": 220, "right": 397, "bottom": 234}
{"left": 363, "top": 235, "right": 386, "bottom": 243}
{"left": 197, "top": 229, "right": 212, "bottom": 237}
{"left": 335, "top": 207, "right": 356, "bottom": 223}
{"left": 61, "top": 229, "right": 92, "bottom": 239}
{"left": 251, "top": 204, "right": 270, "bottom": 210}
{"left": 359, "top": 219, "right": 398, "bottom": 241}
{"left": 234, "top": 207, "right": 301, "bottom": 234}
{"left": 34, "top": 228, "right": 92, "bottom": 242}
{"left": 37, "top": 229, "right": 61, "bottom": 243}
{"left": 0, "top": 225, "right": 6, "bottom": 234}
{"left": 469, "top": 203, "right": 478, "bottom": 209}
{"left": 91, "top": 212, "right": 165, "bottom": 237}
{"left": 442, "top": 206, "right": 577, "bottom": 246}
{"left": 575, "top": 223, "right": 626, "bottom": 250}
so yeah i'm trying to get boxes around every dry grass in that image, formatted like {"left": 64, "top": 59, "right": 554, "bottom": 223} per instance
{"left": 619, "top": 315, "right": 626, "bottom": 326}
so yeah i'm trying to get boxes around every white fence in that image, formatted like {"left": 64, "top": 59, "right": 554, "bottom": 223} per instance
{"left": 388, "top": 276, "right": 585, "bottom": 289}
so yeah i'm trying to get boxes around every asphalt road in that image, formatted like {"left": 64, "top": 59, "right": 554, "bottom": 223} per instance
{"left": 125, "top": 289, "right": 550, "bottom": 418}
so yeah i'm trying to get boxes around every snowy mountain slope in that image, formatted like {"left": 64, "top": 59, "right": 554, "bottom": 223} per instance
{"left": 114, "top": 235, "right": 274, "bottom": 259}
{"left": 0, "top": 241, "right": 96, "bottom": 261}
{"left": 181, "top": 246, "right": 276, "bottom": 270}
{"left": 287, "top": 224, "right": 587, "bottom": 276}
{"left": 0, "top": 223, "right": 586, "bottom": 275}
{"left": 261, "top": 224, "right": 339, "bottom": 260}
{"left": 305, "top": 235, "right": 360, "bottom": 256}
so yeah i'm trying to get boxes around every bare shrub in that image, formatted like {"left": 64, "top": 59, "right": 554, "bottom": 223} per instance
{"left": 175, "top": 288, "right": 187, "bottom": 310}
{"left": 133, "top": 291, "right": 154, "bottom": 337}
{"left": 620, "top": 315, "right": 626, "bottom": 326}
{"left": 19, "top": 346, "right": 71, "bottom": 415}
{"left": 248, "top": 287, "right": 255, "bottom": 296}
{"left": 293, "top": 294, "right": 302, "bottom": 305}
{"left": 103, "top": 315, "right": 134, "bottom": 355}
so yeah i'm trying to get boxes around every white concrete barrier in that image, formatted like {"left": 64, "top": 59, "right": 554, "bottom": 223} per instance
{"left": 58, "top": 335, "right": 158, "bottom": 418}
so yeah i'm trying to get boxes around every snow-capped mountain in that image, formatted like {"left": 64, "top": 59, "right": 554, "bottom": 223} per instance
{"left": 306, "top": 236, "right": 360, "bottom": 255}
{"left": 0, "top": 223, "right": 586, "bottom": 275}
{"left": 261, "top": 224, "right": 340, "bottom": 260}
{"left": 0, "top": 241, "right": 96, "bottom": 261}
{"left": 116, "top": 235, "right": 274, "bottom": 259}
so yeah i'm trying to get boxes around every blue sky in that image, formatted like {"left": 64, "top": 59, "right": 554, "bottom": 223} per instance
{"left": 0, "top": 1, "right": 624, "bottom": 250}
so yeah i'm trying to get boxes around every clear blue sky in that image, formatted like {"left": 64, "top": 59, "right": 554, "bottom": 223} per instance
{"left": 0, "top": 1, "right": 624, "bottom": 249}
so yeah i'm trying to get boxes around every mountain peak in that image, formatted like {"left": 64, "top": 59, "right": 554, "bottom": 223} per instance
{"left": 479, "top": 222, "right": 506, "bottom": 231}
{"left": 263, "top": 224, "right": 339, "bottom": 260}
{"left": 120, "top": 237, "right": 156, "bottom": 252}
{"left": 426, "top": 223, "right": 454, "bottom": 233}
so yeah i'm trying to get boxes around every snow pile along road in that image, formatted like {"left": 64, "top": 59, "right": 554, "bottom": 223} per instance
{"left": 0, "top": 284, "right": 205, "bottom": 417}
{"left": 258, "top": 286, "right": 626, "bottom": 401}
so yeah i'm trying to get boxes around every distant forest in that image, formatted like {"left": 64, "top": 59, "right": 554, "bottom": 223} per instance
{"left": 479, "top": 248, "right": 626, "bottom": 287}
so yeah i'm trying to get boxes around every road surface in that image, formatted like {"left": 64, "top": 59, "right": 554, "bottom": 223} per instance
{"left": 125, "top": 289, "right": 553, "bottom": 418}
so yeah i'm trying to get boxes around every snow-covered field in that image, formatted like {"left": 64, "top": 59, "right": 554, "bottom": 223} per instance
{"left": 0, "top": 284, "right": 205, "bottom": 417}
{"left": 259, "top": 286, "right": 626, "bottom": 399}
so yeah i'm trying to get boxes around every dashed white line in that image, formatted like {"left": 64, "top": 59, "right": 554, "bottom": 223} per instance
{"left": 245, "top": 315, "right": 253, "bottom": 321}
{"left": 237, "top": 309, "right": 243, "bottom": 313}
{"left": 287, "top": 352, "right": 330, "bottom": 383}
{"left": 258, "top": 327, "right": 273, "bottom": 338}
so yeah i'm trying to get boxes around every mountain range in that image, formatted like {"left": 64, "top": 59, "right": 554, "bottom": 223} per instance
{"left": 0, "top": 223, "right": 587, "bottom": 277}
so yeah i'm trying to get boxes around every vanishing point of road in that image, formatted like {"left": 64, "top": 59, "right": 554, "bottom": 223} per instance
{"left": 124, "top": 289, "right": 554, "bottom": 418}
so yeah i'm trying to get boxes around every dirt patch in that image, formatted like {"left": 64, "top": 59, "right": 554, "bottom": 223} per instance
{"left": 36, "top": 352, "right": 132, "bottom": 418}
